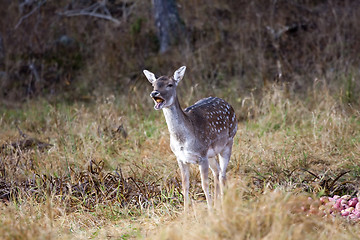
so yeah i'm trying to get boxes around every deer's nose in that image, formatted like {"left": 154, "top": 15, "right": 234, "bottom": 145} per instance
{"left": 150, "top": 91, "right": 160, "bottom": 98}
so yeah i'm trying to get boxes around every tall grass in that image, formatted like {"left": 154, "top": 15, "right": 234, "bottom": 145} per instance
{"left": 0, "top": 80, "right": 359, "bottom": 239}
{"left": 158, "top": 182, "right": 360, "bottom": 240}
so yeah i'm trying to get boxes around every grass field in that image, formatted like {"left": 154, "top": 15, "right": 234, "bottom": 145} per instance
{"left": 0, "top": 79, "right": 359, "bottom": 239}
{"left": 1, "top": 1, "right": 360, "bottom": 239}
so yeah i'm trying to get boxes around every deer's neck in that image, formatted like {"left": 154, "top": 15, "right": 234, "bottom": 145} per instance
{"left": 162, "top": 97, "right": 192, "bottom": 140}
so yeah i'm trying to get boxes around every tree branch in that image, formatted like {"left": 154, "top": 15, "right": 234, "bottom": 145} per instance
{"left": 15, "top": 0, "right": 47, "bottom": 29}
{"left": 59, "top": 10, "right": 121, "bottom": 25}
{"left": 58, "top": 0, "right": 121, "bottom": 25}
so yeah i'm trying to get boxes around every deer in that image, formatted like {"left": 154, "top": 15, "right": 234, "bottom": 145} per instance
{"left": 143, "top": 66, "right": 237, "bottom": 210}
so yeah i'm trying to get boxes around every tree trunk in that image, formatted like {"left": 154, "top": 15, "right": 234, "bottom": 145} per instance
{"left": 153, "top": 0, "right": 185, "bottom": 53}
{"left": 0, "top": 33, "right": 4, "bottom": 66}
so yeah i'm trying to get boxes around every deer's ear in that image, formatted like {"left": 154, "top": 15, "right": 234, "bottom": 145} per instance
{"left": 173, "top": 66, "right": 186, "bottom": 84}
{"left": 143, "top": 70, "right": 157, "bottom": 84}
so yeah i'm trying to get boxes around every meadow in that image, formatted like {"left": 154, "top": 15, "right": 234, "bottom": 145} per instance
{"left": 1, "top": 78, "right": 359, "bottom": 239}
{"left": 0, "top": 0, "right": 360, "bottom": 239}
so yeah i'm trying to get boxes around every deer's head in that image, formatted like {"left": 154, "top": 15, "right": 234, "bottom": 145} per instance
{"left": 143, "top": 66, "right": 186, "bottom": 110}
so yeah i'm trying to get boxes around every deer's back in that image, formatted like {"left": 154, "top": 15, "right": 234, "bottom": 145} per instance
{"left": 184, "top": 97, "right": 237, "bottom": 146}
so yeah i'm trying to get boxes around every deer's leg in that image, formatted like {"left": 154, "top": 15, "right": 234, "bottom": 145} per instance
{"left": 218, "top": 140, "right": 233, "bottom": 199}
{"left": 199, "top": 158, "right": 212, "bottom": 209}
{"left": 178, "top": 161, "right": 190, "bottom": 210}
{"left": 209, "top": 157, "right": 220, "bottom": 206}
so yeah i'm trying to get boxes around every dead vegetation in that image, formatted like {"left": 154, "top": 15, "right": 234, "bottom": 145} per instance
{"left": 0, "top": 0, "right": 359, "bottom": 239}
{"left": 0, "top": 125, "right": 183, "bottom": 214}
{"left": 0, "top": 81, "right": 359, "bottom": 238}
{"left": 0, "top": 158, "right": 170, "bottom": 211}
{"left": 157, "top": 183, "right": 360, "bottom": 240}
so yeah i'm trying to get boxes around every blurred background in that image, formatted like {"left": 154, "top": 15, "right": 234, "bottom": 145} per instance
{"left": 0, "top": 0, "right": 359, "bottom": 107}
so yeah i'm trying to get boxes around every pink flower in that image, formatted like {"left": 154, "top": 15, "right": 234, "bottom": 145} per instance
{"left": 355, "top": 202, "right": 360, "bottom": 211}
{"left": 333, "top": 195, "right": 340, "bottom": 200}
{"left": 341, "top": 210, "right": 350, "bottom": 216}
{"left": 349, "top": 198, "right": 359, "bottom": 207}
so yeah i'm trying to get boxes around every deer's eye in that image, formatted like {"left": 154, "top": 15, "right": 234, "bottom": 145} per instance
{"left": 167, "top": 84, "right": 173, "bottom": 88}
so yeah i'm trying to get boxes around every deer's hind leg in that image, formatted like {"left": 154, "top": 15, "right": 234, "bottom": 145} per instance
{"left": 199, "top": 158, "right": 212, "bottom": 209}
{"left": 218, "top": 140, "right": 233, "bottom": 199}
{"left": 209, "top": 157, "right": 220, "bottom": 206}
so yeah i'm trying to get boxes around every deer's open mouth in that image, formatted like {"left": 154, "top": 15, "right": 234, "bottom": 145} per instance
{"left": 153, "top": 96, "right": 165, "bottom": 110}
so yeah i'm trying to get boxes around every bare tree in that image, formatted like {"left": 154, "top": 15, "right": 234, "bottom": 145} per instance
{"left": 153, "top": 0, "right": 186, "bottom": 53}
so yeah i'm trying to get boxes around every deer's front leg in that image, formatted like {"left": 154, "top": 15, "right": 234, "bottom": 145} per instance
{"left": 178, "top": 160, "right": 190, "bottom": 210}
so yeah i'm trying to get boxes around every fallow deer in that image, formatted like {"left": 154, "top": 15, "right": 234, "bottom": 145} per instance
{"left": 143, "top": 66, "right": 237, "bottom": 209}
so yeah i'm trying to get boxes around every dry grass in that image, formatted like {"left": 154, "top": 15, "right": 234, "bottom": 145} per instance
{"left": 0, "top": 82, "right": 359, "bottom": 239}
{"left": 158, "top": 180, "right": 360, "bottom": 240}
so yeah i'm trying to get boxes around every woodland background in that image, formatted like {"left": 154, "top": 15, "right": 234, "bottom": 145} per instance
{"left": 0, "top": 0, "right": 358, "bottom": 103}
